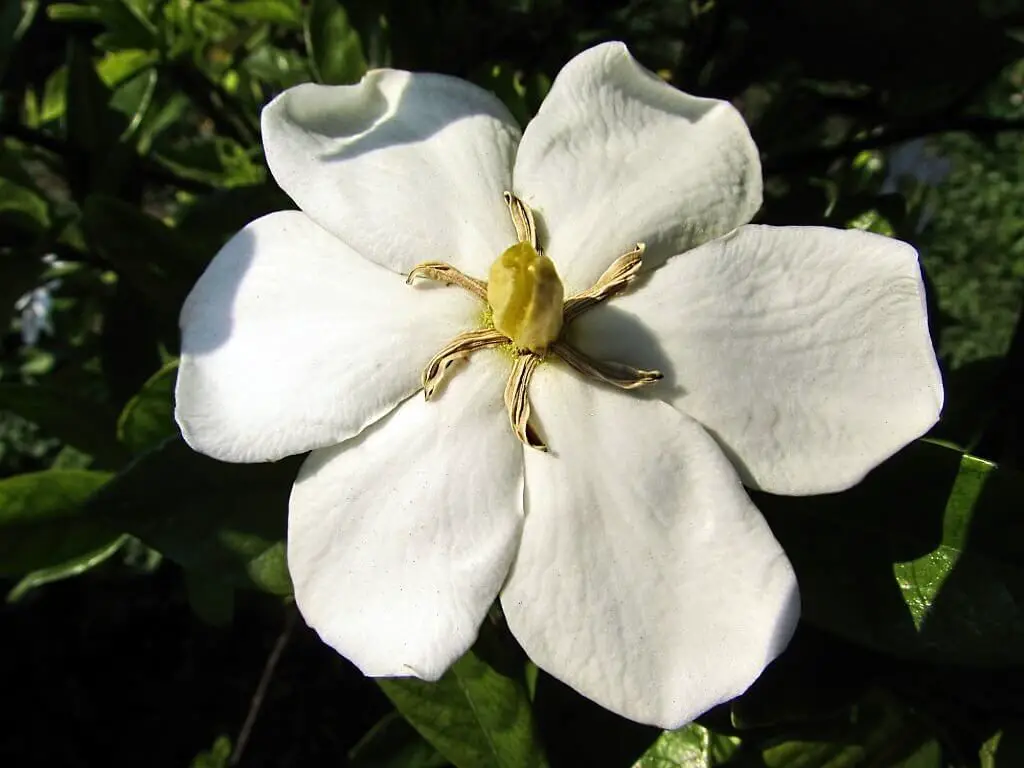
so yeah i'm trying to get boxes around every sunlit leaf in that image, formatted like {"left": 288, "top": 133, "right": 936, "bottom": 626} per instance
{"left": 758, "top": 441, "right": 1024, "bottom": 665}
{"left": 305, "top": 0, "right": 367, "bottom": 85}
{"left": 117, "top": 360, "right": 179, "bottom": 454}
{"left": 632, "top": 723, "right": 740, "bottom": 768}
{"left": 6, "top": 534, "right": 128, "bottom": 602}
{"left": 0, "top": 470, "right": 116, "bottom": 576}
{"left": 379, "top": 633, "right": 548, "bottom": 768}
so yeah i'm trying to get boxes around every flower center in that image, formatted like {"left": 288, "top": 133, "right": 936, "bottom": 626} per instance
{"left": 487, "top": 242, "right": 564, "bottom": 355}
{"left": 406, "top": 192, "right": 662, "bottom": 450}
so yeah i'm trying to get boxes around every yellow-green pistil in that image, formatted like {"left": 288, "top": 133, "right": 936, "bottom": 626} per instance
{"left": 406, "top": 192, "right": 662, "bottom": 450}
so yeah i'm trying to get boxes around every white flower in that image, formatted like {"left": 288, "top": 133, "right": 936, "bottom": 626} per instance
{"left": 15, "top": 283, "right": 55, "bottom": 346}
{"left": 174, "top": 42, "right": 943, "bottom": 728}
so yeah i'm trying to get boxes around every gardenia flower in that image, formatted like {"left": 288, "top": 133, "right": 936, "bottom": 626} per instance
{"left": 174, "top": 42, "right": 943, "bottom": 728}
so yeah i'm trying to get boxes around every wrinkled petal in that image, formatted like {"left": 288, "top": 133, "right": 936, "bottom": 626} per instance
{"left": 501, "top": 365, "right": 798, "bottom": 729}
{"left": 289, "top": 352, "right": 523, "bottom": 680}
{"left": 262, "top": 71, "right": 521, "bottom": 277}
{"left": 513, "top": 42, "right": 762, "bottom": 292}
{"left": 176, "top": 211, "right": 479, "bottom": 463}
{"left": 569, "top": 225, "right": 944, "bottom": 494}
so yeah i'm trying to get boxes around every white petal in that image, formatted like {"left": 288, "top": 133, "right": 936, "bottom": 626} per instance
{"left": 501, "top": 366, "right": 798, "bottom": 729}
{"left": 288, "top": 352, "right": 523, "bottom": 680}
{"left": 261, "top": 71, "right": 521, "bottom": 277}
{"left": 512, "top": 42, "right": 762, "bottom": 293}
{"left": 569, "top": 225, "right": 944, "bottom": 495}
{"left": 176, "top": 211, "right": 479, "bottom": 463}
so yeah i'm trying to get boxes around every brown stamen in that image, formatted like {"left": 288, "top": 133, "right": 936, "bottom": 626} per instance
{"left": 504, "top": 352, "right": 546, "bottom": 450}
{"left": 423, "top": 328, "right": 506, "bottom": 399}
{"left": 407, "top": 262, "right": 487, "bottom": 300}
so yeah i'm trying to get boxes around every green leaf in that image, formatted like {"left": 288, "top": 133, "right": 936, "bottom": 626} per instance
{"left": 7, "top": 534, "right": 128, "bottom": 602}
{"left": 184, "top": 569, "right": 235, "bottom": 627}
{"left": 378, "top": 636, "right": 548, "bottom": 768}
{"left": 757, "top": 440, "right": 1024, "bottom": 665}
{"left": 211, "top": 0, "right": 302, "bottom": 26}
{"left": 0, "top": 384, "right": 128, "bottom": 467}
{"left": 0, "top": 177, "right": 50, "bottom": 236}
{"left": 632, "top": 724, "right": 740, "bottom": 768}
{"left": 117, "top": 360, "right": 179, "bottom": 454}
{"left": 754, "top": 690, "right": 936, "bottom": 768}
{"left": 0, "top": 0, "right": 38, "bottom": 83}
{"left": 85, "top": 437, "right": 297, "bottom": 594}
{"left": 305, "top": 0, "right": 367, "bottom": 85}
{"left": 0, "top": 470, "right": 116, "bottom": 576}
{"left": 190, "top": 735, "right": 233, "bottom": 768}
{"left": 349, "top": 711, "right": 449, "bottom": 768}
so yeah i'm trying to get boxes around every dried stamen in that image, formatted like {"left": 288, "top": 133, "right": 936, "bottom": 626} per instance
{"left": 423, "top": 328, "right": 506, "bottom": 399}
{"left": 503, "top": 352, "right": 545, "bottom": 450}
{"left": 504, "top": 192, "right": 538, "bottom": 249}
{"left": 407, "top": 262, "right": 487, "bottom": 300}
{"left": 552, "top": 341, "right": 662, "bottom": 390}
{"left": 562, "top": 244, "right": 645, "bottom": 324}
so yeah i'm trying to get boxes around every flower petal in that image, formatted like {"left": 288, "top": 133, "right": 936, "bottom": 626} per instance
{"left": 288, "top": 352, "right": 523, "bottom": 680}
{"left": 261, "top": 71, "right": 521, "bottom": 277}
{"left": 569, "top": 225, "right": 944, "bottom": 495}
{"left": 501, "top": 365, "right": 798, "bottom": 729}
{"left": 512, "top": 42, "right": 762, "bottom": 293}
{"left": 176, "top": 210, "right": 479, "bottom": 463}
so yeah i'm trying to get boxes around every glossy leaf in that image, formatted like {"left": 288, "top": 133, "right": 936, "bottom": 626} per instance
{"left": 305, "top": 0, "right": 367, "bottom": 85}
{"left": 117, "top": 360, "right": 178, "bottom": 454}
{"left": 633, "top": 724, "right": 739, "bottom": 768}
{"left": 0, "top": 470, "right": 116, "bottom": 576}
{"left": 85, "top": 437, "right": 297, "bottom": 594}
{"left": 378, "top": 637, "right": 548, "bottom": 768}
{"left": 6, "top": 534, "right": 128, "bottom": 602}
{"left": 757, "top": 441, "right": 1024, "bottom": 665}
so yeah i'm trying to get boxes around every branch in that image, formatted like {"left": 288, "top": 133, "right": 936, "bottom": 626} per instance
{"left": 763, "top": 115, "right": 1024, "bottom": 175}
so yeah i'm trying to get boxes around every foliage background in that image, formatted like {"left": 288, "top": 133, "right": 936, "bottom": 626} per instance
{"left": 2, "top": 1, "right": 1024, "bottom": 766}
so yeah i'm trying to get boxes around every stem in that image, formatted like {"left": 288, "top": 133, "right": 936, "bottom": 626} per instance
{"left": 229, "top": 604, "right": 298, "bottom": 766}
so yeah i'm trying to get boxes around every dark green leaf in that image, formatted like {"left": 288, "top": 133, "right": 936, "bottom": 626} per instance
{"left": 117, "top": 360, "right": 178, "bottom": 454}
{"left": 212, "top": 0, "right": 302, "bottom": 27}
{"left": 82, "top": 195, "right": 198, "bottom": 316}
{"left": 752, "top": 691, "right": 936, "bottom": 768}
{"left": 7, "top": 534, "right": 127, "bottom": 602}
{"left": 0, "top": 470, "right": 116, "bottom": 576}
{"left": 305, "top": 0, "right": 367, "bottom": 85}
{"left": 85, "top": 437, "right": 297, "bottom": 594}
{"left": 350, "top": 711, "right": 450, "bottom": 768}
{"left": 0, "top": 384, "right": 128, "bottom": 467}
{"left": 378, "top": 638, "right": 548, "bottom": 768}
{"left": 177, "top": 183, "right": 293, "bottom": 257}
{"left": 0, "top": 0, "right": 38, "bottom": 89}
{"left": 184, "top": 569, "right": 235, "bottom": 627}
{"left": 758, "top": 440, "right": 1024, "bottom": 665}
{"left": 66, "top": 39, "right": 124, "bottom": 155}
